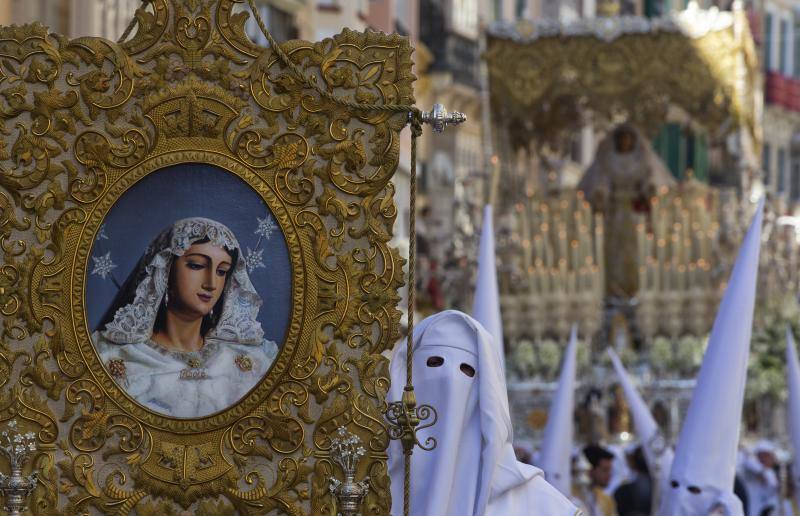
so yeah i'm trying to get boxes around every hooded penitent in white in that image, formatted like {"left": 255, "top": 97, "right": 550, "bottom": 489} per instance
{"left": 473, "top": 204, "right": 505, "bottom": 370}
{"left": 387, "top": 311, "right": 578, "bottom": 516}
{"left": 660, "top": 199, "right": 764, "bottom": 516}
{"left": 740, "top": 439, "right": 779, "bottom": 515}
{"left": 787, "top": 328, "right": 800, "bottom": 499}
{"left": 538, "top": 325, "right": 578, "bottom": 497}
{"left": 607, "top": 348, "right": 674, "bottom": 481}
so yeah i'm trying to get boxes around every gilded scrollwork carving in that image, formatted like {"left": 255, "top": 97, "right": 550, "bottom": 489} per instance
{"left": 0, "top": 0, "right": 411, "bottom": 512}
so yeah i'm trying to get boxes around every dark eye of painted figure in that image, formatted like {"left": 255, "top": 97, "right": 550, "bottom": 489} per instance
{"left": 671, "top": 481, "right": 679, "bottom": 489}
{"left": 460, "top": 363, "right": 475, "bottom": 377}
{"left": 687, "top": 486, "right": 702, "bottom": 494}
{"left": 426, "top": 356, "right": 444, "bottom": 367}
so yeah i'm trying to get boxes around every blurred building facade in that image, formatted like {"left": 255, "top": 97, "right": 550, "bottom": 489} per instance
{"left": 759, "top": 0, "right": 800, "bottom": 203}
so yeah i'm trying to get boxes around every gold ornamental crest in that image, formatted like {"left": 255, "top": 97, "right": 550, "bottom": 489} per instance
{"left": 0, "top": 0, "right": 414, "bottom": 513}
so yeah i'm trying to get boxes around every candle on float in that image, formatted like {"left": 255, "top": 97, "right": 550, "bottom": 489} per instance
{"left": 543, "top": 223, "right": 553, "bottom": 268}
{"left": 656, "top": 238, "right": 666, "bottom": 291}
{"left": 682, "top": 211, "right": 691, "bottom": 263}
{"left": 678, "top": 264, "right": 687, "bottom": 291}
{"left": 557, "top": 263, "right": 568, "bottom": 293}
{"left": 577, "top": 225, "right": 588, "bottom": 266}
{"left": 650, "top": 204, "right": 659, "bottom": 239}
{"left": 636, "top": 218, "right": 646, "bottom": 270}
{"left": 671, "top": 232, "right": 680, "bottom": 267}
{"left": 594, "top": 215, "right": 604, "bottom": 274}
{"left": 522, "top": 237, "right": 532, "bottom": 272}
{"left": 666, "top": 258, "right": 675, "bottom": 292}
{"left": 571, "top": 239, "right": 579, "bottom": 271}
{"left": 558, "top": 223, "right": 568, "bottom": 266}
{"left": 647, "top": 257, "right": 656, "bottom": 292}
{"left": 639, "top": 265, "right": 647, "bottom": 291}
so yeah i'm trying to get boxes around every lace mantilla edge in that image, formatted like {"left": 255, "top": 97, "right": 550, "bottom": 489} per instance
{"left": 101, "top": 218, "right": 267, "bottom": 346}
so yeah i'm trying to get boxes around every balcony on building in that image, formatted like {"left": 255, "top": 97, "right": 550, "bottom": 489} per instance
{"left": 418, "top": 0, "right": 480, "bottom": 90}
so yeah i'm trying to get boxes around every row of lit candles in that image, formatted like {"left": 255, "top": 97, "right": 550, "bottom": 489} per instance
{"left": 513, "top": 188, "right": 719, "bottom": 295}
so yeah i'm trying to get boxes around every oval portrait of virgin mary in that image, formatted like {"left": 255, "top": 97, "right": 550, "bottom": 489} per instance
{"left": 86, "top": 164, "right": 291, "bottom": 419}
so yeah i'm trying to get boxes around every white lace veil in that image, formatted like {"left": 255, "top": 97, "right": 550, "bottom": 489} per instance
{"left": 99, "top": 217, "right": 266, "bottom": 346}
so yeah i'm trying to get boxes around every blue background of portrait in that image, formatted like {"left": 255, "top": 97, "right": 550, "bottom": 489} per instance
{"left": 86, "top": 163, "right": 292, "bottom": 345}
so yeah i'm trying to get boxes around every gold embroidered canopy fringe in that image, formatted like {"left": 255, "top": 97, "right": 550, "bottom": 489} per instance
{"left": 485, "top": 10, "right": 761, "bottom": 152}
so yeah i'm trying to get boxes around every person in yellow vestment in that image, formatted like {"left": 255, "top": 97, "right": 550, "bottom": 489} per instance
{"left": 574, "top": 445, "right": 618, "bottom": 516}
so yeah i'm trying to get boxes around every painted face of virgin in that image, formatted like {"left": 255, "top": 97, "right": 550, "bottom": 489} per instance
{"left": 169, "top": 242, "right": 233, "bottom": 319}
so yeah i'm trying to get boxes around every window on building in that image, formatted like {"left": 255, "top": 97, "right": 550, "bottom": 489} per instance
{"left": 779, "top": 148, "right": 787, "bottom": 192}
{"left": 651, "top": 124, "right": 709, "bottom": 181}
{"left": 395, "top": 0, "right": 409, "bottom": 23}
{"left": 795, "top": 18, "right": 800, "bottom": 78}
{"left": 763, "top": 143, "right": 771, "bottom": 185}
{"left": 693, "top": 134, "right": 709, "bottom": 182}
{"left": 246, "top": 4, "right": 298, "bottom": 46}
{"left": 791, "top": 159, "right": 800, "bottom": 200}
{"left": 644, "top": 0, "right": 669, "bottom": 17}
{"left": 453, "top": 0, "right": 479, "bottom": 36}
{"left": 765, "top": 13, "right": 774, "bottom": 71}
{"left": 780, "top": 19, "right": 789, "bottom": 74}
{"left": 515, "top": 0, "right": 527, "bottom": 18}
{"left": 785, "top": 18, "right": 794, "bottom": 76}
{"left": 495, "top": 0, "right": 504, "bottom": 21}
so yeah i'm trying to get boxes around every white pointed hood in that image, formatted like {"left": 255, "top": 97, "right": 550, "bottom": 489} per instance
{"left": 387, "top": 311, "right": 577, "bottom": 515}
{"left": 661, "top": 198, "right": 764, "bottom": 516}
{"left": 607, "top": 348, "right": 674, "bottom": 476}
{"left": 473, "top": 204, "right": 504, "bottom": 370}
{"left": 538, "top": 325, "right": 578, "bottom": 496}
{"left": 786, "top": 327, "right": 800, "bottom": 494}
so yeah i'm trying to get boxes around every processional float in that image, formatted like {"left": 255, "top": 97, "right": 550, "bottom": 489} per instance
{"left": 0, "top": 1, "right": 463, "bottom": 514}
{"left": 483, "top": 1, "right": 772, "bottom": 444}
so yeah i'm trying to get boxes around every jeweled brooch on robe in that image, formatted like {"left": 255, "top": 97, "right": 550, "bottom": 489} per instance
{"left": 108, "top": 359, "right": 126, "bottom": 380}
{"left": 235, "top": 354, "right": 253, "bottom": 372}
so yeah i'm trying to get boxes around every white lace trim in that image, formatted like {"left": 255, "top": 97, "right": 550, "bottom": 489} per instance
{"left": 102, "top": 218, "right": 266, "bottom": 346}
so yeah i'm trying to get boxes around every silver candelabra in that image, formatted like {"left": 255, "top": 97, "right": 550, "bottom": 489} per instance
{"left": 0, "top": 420, "right": 38, "bottom": 516}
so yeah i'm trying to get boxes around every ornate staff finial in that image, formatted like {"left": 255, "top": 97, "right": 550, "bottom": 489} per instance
{"left": 385, "top": 389, "right": 438, "bottom": 455}
{"left": 0, "top": 420, "right": 39, "bottom": 516}
{"left": 419, "top": 103, "right": 467, "bottom": 133}
{"left": 328, "top": 427, "right": 371, "bottom": 516}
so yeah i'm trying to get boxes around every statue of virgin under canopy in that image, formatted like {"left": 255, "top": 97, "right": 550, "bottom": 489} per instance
{"left": 92, "top": 217, "right": 279, "bottom": 419}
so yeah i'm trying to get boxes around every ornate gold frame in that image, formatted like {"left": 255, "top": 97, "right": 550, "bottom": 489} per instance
{"left": 0, "top": 0, "right": 413, "bottom": 513}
